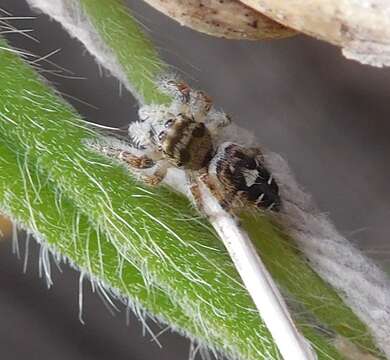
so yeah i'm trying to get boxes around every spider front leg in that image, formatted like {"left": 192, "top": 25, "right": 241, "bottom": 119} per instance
{"left": 141, "top": 160, "right": 170, "bottom": 187}
{"left": 160, "top": 79, "right": 213, "bottom": 122}
{"left": 91, "top": 139, "right": 169, "bottom": 185}
{"left": 189, "top": 90, "right": 213, "bottom": 122}
{"left": 89, "top": 139, "right": 156, "bottom": 169}
{"left": 161, "top": 79, "right": 191, "bottom": 104}
{"left": 206, "top": 110, "right": 232, "bottom": 136}
{"left": 120, "top": 151, "right": 155, "bottom": 169}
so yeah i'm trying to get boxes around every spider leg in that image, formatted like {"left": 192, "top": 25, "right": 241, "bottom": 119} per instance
{"left": 186, "top": 170, "right": 204, "bottom": 211}
{"left": 141, "top": 160, "right": 170, "bottom": 186}
{"left": 159, "top": 79, "right": 213, "bottom": 122}
{"left": 159, "top": 79, "right": 191, "bottom": 104}
{"left": 189, "top": 90, "right": 213, "bottom": 122}
{"left": 89, "top": 139, "right": 156, "bottom": 169}
{"left": 101, "top": 143, "right": 168, "bottom": 187}
{"left": 198, "top": 172, "right": 236, "bottom": 214}
{"left": 206, "top": 111, "right": 232, "bottom": 136}
{"left": 120, "top": 151, "right": 156, "bottom": 169}
{"left": 242, "top": 146, "right": 265, "bottom": 162}
{"left": 186, "top": 170, "right": 224, "bottom": 213}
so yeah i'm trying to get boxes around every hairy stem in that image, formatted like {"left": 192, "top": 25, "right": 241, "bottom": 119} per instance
{"left": 80, "top": 0, "right": 170, "bottom": 104}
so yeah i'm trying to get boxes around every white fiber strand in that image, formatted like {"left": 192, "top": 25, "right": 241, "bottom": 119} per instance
{"left": 78, "top": 271, "right": 86, "bottom": 325}
{"left": 11, "top": 221, "right": 20, "bottom": 259}
{"left": 198, "top": 181, "right": 317, "bottom": 360}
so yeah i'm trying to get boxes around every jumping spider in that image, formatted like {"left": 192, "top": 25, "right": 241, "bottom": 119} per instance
{"left": 99, "top": 79, "right": 281, "bottom": 213}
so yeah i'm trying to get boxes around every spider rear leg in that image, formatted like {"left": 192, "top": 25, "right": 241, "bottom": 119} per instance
{"left": 186, "top": 170, "right": 221, "bottom": 213}
{"left": 197, "top": 172, "right": 236, "bottom": 215}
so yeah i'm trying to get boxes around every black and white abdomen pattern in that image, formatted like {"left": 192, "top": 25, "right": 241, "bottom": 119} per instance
{"left": 209, "top": 142, "right": 281, "bottom": 211}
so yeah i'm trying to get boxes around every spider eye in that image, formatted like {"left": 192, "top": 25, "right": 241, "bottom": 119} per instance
{"left": 158, "top": 131, "right": 166, "bottom": 141}
{"left": 165, "top": 119, "right": 174, "bottom": 128}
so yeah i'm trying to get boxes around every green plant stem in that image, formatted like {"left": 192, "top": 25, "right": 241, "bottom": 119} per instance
{"left": 0, "top": 36, "right": 383, "bottom": 358}
{"left": 80, "top": 0, "right": 170, "bottom": 105}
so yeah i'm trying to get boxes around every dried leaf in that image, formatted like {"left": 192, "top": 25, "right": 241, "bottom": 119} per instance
{"left": 239, "top": 0, "right": 390, "bottom": 67}
{"left": 142, "top": 0, "right": 295, "bottom": 40}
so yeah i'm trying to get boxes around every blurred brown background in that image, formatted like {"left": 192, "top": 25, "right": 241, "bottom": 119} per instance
{"left": 1, "top": 1, "right": 390, "bottom": 359}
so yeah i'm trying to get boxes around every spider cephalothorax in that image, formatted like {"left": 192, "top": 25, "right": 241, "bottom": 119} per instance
{"left": 98, "top": 79, "right": 281, "bottom": 213}
{"left": 153, "top": 113, "right": 214, "bottom": 170}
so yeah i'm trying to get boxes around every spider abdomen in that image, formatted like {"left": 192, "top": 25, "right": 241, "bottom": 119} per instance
{"left": 209, "top": 142, "right": 281, "bottom": 211}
